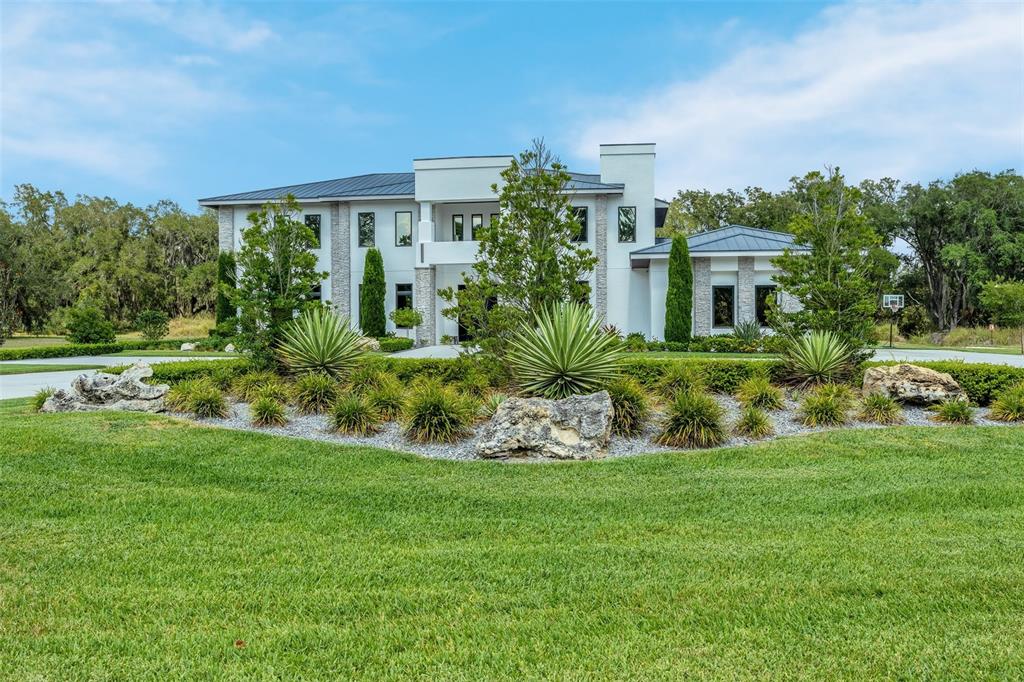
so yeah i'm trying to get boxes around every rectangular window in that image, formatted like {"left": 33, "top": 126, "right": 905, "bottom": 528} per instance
{"left": 452, "top": 214, "right": 464, "bottom": 241}
{"left": 310, "top": 284, "right": 322, "bottom": 301}
{"left": 755, "top": 285, "right": 777, "bottom": 326}
{"left": 618, "top": 206, "right": 636, "bottom": 242}
{"left": 395, "top": 282, "right": 412, "bottom": 310}
{"left": 712, "top": 286, "right": 735, "bottom": 328}
{"left": 395, "top": 211, "right": 412, "bottom": 247}
{"left": 304, "top": 214, "right": 322, "bottom": 247}
{"left": 471, "top": 214, "right": 483, "bottom": 240}
{"left": 358, "top": 212, "right": 375, "bottom": 247}
{"left": 572, "top": 206, "right": 588, "bottom": 242}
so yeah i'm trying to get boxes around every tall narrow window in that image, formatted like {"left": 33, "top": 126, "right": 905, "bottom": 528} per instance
{"left": 572, "top": 206, "right": 588, "bottom": 242}
{"left": 452, "top": 214, "right": 464, "bottom": 241}
{"left": 755, "top": 285, "right": 777, "bottom": 326}
{"left": 618, "top": 206, "right": 636, "bottom": 242}
{"left": 470, "top": 214, "right": 483, "bottom": 240}
{"left": 310, "top": 284, "right": 322, "bottom": 301}
{"left": 304, "top": 214, "right": 322, "bottom": 247}
{"left": 358, "top": 212, "right": 375, "bottom": 247}
{"left": 395, "top": 211, "right": 412, "bottom": 247}
{"left": 712, "top": 286, "right": 735, "bottom": 328}
{"left": 395, "top": 282, "right": 413, "bottom": 310}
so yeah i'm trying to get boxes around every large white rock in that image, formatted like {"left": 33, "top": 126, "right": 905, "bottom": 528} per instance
{"left": 862, "top": 363, "right": 966, "bottom": 405}
{"left": 180, "top": 342, "right": 197, "bottom": 351}
{"left": 223, "top": 343, "right": 236, "bottom": 353}
{"left": 41, "top": 362, "right": 169, "bottom": 413}
{"left": 356, "top": 337, "right": 381, "bottom": 352}
{"left": 476, "top": 391, "right": 613, "bottom": 460}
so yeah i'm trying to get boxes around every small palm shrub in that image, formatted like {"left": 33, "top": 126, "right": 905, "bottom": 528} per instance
{"left": 479, "top": 392, "right": 508, "bottom": 419}
{"left": 656, "top": 364, "right": 705, "bottom": 400}
{"left": 32, "top": 387, "right": 56, "bottom": 411}
{"left": 365, "top": 374, "right": 406, "bottom": 420}
{"left": 931, "top": 399, "right": 974, "bottom": 424}
{"left": 232, "top": 371, "right": 279, "bottom": 401}
{"left": 606, "top": 376, "right": 650, "bottom": 437}
{"left": 250, "top": 396, "right": 287, "bottom": 427}
{"left": 785, "top": 330, "right": 852, "bottom": 386}
{"left": 331, "top": 394, "right": 380, "bottom": 436}
{"left": 403, "top": 379, "right": 476, "bottom": 443}
{"left": 989, "top": 382, "right": 1024, "bottom": 422}
{"left": 858, "top": 393, "right": 904, "bottom": 424}
{"left": 733, "top": 318, "right": 762, "bottom": 344}
{"left": 292, "top": 372, "right": 338, "bottom": 414}
{"left": 279, "top": 306, "right": 365, "bottom": 378}
{"left": 734, "top": 405, "right": 773, "bottom": 439}
{"left": 655, "top": 390, "right": 726, "bottom": 449}
{"left": 508, "top": 302, "right": 624, "bottom": 399}
{"left": 797, "top": 386, "right": 848, "bottom": 427}
{"left": 189, "top": 384, "right": 229, "bottom": 419}
{"left": 735, "top": 375, "right": 784, "bottom": 410}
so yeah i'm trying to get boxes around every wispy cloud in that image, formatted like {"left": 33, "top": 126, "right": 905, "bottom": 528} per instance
{"left": 570, "top": 1, "right": 1024, "bottom": 195}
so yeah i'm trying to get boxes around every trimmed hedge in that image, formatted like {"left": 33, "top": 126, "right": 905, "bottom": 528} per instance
{"left": 620, "top": 357, "right": 785, "bottom": 393}
{"left": 377, "top": 337, "right": 414, "bottom": 353}
{"left": 0, "top": 338, "right": 206, "bottom": 361}
{"left": 858, "top": 361, "right": 1024, "bottom": 406}
{"left": 108, "top": 358, "right": 251, "bottom": 385}
{"left": 643, "top": 335, "right": 788, "bottom": 354}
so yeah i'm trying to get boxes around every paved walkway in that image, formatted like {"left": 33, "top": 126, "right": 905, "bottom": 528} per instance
{"left": 391, "top": 344, "right": 471, "bottom": 359}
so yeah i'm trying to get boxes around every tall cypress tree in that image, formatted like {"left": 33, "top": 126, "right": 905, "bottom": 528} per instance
{"left": 360, "top": 247, "right": 386, "bottom": 337}
{"left": 664, "top": 236, "right": 693, "bottom": 342}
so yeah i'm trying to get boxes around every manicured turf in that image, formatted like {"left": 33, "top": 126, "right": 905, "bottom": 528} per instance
{"left": 0, "top": 363, "right": 104, "bottom": 375}
{"left": 1, "top": 401, "right": 1022, "bottom": 679}
{"left": 103, "top": 349, "right": 237, "bottom": 357}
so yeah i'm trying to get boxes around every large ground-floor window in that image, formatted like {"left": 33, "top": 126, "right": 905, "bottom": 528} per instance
{"left": 712, "top": 285, "right": 735, "bottom": 328}
{"left": 755, "top": 285, "right": 777, "bottom": 326}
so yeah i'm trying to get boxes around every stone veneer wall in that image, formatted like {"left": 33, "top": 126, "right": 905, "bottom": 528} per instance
{"left": 218, "top": 206, "right": 234, "bottom": 252}
{"left": 692, "top": 257, "right": 712, "bottom": 336}
{"left": 594, "top": 195, "right": 608, "bottom": 319}
{"left": 414, "top": 267, "right": 436, "bottom": 346}
{"left": 331, "top": 202, "right": 351, "bottom": 317}
{"left": 737, "top": 256, "right": 756, "bottom": 325}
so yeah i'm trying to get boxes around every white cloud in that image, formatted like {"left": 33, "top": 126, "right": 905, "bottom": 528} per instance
{"left": 570, "top": 1, "right": 1024, "bottom": 195}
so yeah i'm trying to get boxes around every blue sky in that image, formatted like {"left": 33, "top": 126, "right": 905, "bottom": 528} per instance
{"left": 2, "top": 1, "right": 1021, "bottom": 210}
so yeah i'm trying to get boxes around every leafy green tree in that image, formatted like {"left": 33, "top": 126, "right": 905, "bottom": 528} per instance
{"left": 979, "top": 279, "right": 1024, "bottom": 354}
{"left": 439, "top": 139, "right": 596, "bottom": 351}
{"left": 65, "top": 304, "right": 116, "bottom": 344}
{"left": 136, "top": 309, "right": 170, "bottom": 341}
{"left": 230, "top": 195, "right": 326, "bottom": 367}
{"left": 664, "top": 236, "right": 692, "bottom": 342}
{"left": 359, "top": 248, "right": 386, "bottom": 337}
{"left": 216, "top": 252, "right": 236, "bottom": 323}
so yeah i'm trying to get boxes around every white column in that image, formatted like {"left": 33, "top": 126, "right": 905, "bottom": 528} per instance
{"left": 649, "top": 261, "right": 668, "bottom": 341}
{"left": 417, "top": 201, "right": 433, "bottom": 267}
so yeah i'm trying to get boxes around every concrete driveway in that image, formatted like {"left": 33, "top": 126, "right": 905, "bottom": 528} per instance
{"left": 869, "top": 348, "right": 1024, "bottom": 367}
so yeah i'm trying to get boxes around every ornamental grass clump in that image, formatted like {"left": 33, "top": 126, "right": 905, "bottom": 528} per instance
{"left": 403, "top": 379, "right": 476, "bottom": 443}
{"left": 331, "top": 394, "right": 380, "bottom": 436}
{"left": 656, "top": 364, "right": 705, "bottom": 400}
{"left": 292, "top": 372, "right": 339, "bottom": 414}
{"left": 32, "top": 387, "right": 55, "bottom": 412}
{"left": 797, "top": 385, "right": 849, "bottom": 427}
{"left": 784, "top": 330, "right": 852, "bottom": 386}
{"left": 931, "top": 399, "right": 974, "bottom": 425}
{"left": 365, "top": 374, "right": 406, "bottom": 421}
{"left": 606, "top": 376, "right": 650, "bottom": 437}
{"left": 734, "top": 405, "right": 773, "bottom": 439}
{"left": 254, "top": 379, "right": 291, "bottom": 404}
{"left": 232, "top": 371, "right": 280, "bottom": 401}
{"left": 189, "top": 384, "right": 229, "bottom": 419}
{"left": 279, "top": 306, "right": 364, "bottom": 378}
{"left": 250, "top": 396, "right": 287, "bottom": 427}
{"left": 858, "top": 393, "right": 904, "bottom": 425}
{"left": 989, "top": 382, "right": 1024, "bottom": 422}
{"left": 735, "top": 375, "right": 784, "bottom": 410}
{"left": 655, "top": 389, "right": 726, "bottom": 449}
{"left": 166, "top": 378, "right": 211, "bottom": 412}
{"left": 507, "top": 302, "right": 623, "bottom": 399}
{"left": 347, "top": 365, "right": 390, "bottom": 394}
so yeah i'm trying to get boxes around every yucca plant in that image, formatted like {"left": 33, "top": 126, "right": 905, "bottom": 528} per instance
{"left": 232, "top": 370, "right": 280, "bottom": 401}
{"left": 734, "top": 405, "right": 773, "bottom": 439}
{"left": 507, "top": 302, "right": 624, "bottom": 399}
{"left": 32, "top": 387, "right": 56, "bottom": 412}
{"left": 189, "top": 384, "right": 229, "bottom": 419}
{"left": 606, "top": 376, "right": 650, "bottom": 437}
{"left": 656, "top": 364, "right": 705, "bottom": 400}
{"left": 250, "top": 396, "right": 287, "bottom": 427}
{"left": 655, "top": 389, "right": 726, "bottom": 448}
{"left": 989, "top": 382, "right": 1024, "bottom": 422}
{"left": 858, "top": 393, "right": 904, "bottom": 424}
{"left": 735, "top": 375, "right": 784, "bottom": 410}
{"left": 331, "top": 394, "right": 380, "bottom": 436}
{"left": 365, "top": 374, "right": 406, "bottom": 421}
{"left": 403, "top": 379, "right": 476, "bottom": 443}
{"left": 784, "top": 330, "right": 852, "bottom": 386}
{"left": 931, "top": 399, "right": 974, "bottom": 425}
{"left": 797, "top": 386, "right": 848, "bottom": 427}
{"left": 279, "top": 306, "right": 365, "bottom": 378}
{"left": 292, "top": 372, "right": 339, "bottom": 414}
{"left": 733, "top": 318, "right": 763, "bottom": 345}
{"left": 479, "top": 391, "right": 509, "bottom": 420}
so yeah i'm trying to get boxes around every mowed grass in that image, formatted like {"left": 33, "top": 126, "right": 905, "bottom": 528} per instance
{"left": 0, "top": 363, "right": 104, "bottom": 375}
{"left": 103, "top": 349, "right": 237, "bottom": 358}
{"left": 1, "top": 401, "right": 1023, "bottom": 679}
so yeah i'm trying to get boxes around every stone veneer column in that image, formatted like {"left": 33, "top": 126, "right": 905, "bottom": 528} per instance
{"left": 737, "top": 256, "right": 756, "bottom": 325}
{"left": 594, "top": 195, "right": 608, "bottom": 320}
{"left": 693, "top": 257, "right": 712, "bottom": 336}
{"left": 331, "top": 202, "right": 351, "bottom": 318}
{"left": 414, "top": 267, "right": 436, "bottom": 346}
{"left": 217, "top": 206, "right": 234, "bottom": 252}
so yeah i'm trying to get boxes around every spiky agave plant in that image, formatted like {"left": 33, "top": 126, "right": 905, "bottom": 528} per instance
{"left": 784, "top": 330, "right": 852, "bottom": 386}
{"left": 278, "top": 306, "right": 365, "bottom": 378}
{"left": 507, "top": 302, "right": 624, "bottom": 399}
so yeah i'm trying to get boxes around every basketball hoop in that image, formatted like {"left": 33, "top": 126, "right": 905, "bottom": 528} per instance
{"left": 881, "top": 294, "right": 904, "bottom": 349}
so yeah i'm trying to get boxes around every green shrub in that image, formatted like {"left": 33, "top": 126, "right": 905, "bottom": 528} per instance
{"left": 403, "top": 379, "right": 475, "bottom": 443}
{"left": 377, "top": 337, "right": 414, "bottom": 353}
{"left": 458, "top": 367, "right": 492, "bottom": 397}
{"left": 735, "top": 375, "right": 784, "bottom": 410}
{"left": 136, "top": 309, "right": 170, "bottom": 341}
{"left": 365, "top": 375, "right": 406, "bottom": 420}
{"left": 331, "top": 394, "right": 380, "bottom": 436}
{"left": 656, "top": 364, "right": 705, "bottom": 399}
{"left": 32, "top": 387, "right": 56, "bottom": 412}
{"left": 279, "top": 307, "right": 365, "bottom": 378}
{"left": 814, "top": 382, "right": 855, "bottom": 411}
{"left": 798, "top": 386, "right": 849, "bottom": 427}
{"left": 347, "top": 365, "right": 390, "bottom": 394}
{"left": 250, "top": 396, "right": 287, "bottom": 427}
{"left": 65, "top": 305, "right": 116, "bottom": 344}
{"left": 931, "top": 399, "right": 974, "bottom": 424}
{"left": 858, "top": 393, "right": 904, "bottom": 424}
{"left": 216, "top": 251, "right": 236, "bottom": 324}
{"left": 479, "top": 392, "right": 508, "bottom": 419}
{"left": 855, "top": 361, "right": 1024, "bottom": 406}
{"left": 359, "top": 248, "right": 387, "bottom": 337}
{"left": 664, "top": 236, "right": 692, "bottom": 343}
{"left": 292, "top": 372, "right": 338, "bottom": 414}
{"left": 989, "top": 382, "right": 1024, "bottom": 422}
{"left": 734, "top": 405, "right": 773, "bottom": 439}
{"left": 0, "top": 338, "right": 208, "bottom": 362}
{"left": 624, "top": 332, "right": 647, "bottom": 353}
{"left": 655, "top": 390, "right": 726, "bottom": 449}
{"left": 620, "top": 357, "right": 785, "bottom": 394}
{"left": 188, "top": 384, "right": 229, "bottom": 419}
{"left": 232, "top": 371, "right": 280, "bottom": 401}
{"left": 733, "top": 319, "right": 763, "bottom": 345}
{"left": 606, "top": 377, "right": 649, "bottom": 437}
{"left": 389, "top": 307, "right": 423, "bottom": 329}
{"left": 508, "top": 302, "right": 623, "bottom": 399}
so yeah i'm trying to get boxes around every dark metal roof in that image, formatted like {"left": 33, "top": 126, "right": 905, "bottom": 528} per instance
{"left": 631, "top": 225, "right": 809, "bottom": 256}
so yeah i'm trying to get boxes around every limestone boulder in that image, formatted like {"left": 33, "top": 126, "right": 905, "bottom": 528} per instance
{"left": 357, "top": 337, "right": 381, "bottom": 352}
{"left": 41, "top": 362, "right": 169, "bottom": 413}
{"left": 476, "top": 391, "right": 613, "bottom": 460}
{"left": 224, "top": 343, "right": 236, "bottom": 353}
{"left": 180, "top": 342, "right": 197, "bottom": 351}
{"left": 862, "top": 363, "right": 966, "bottom": 405}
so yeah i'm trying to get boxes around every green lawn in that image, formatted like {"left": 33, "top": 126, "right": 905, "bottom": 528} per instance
{"left": 104, "top": 349, "right": 237, "bottom": 358}
{"left": 0, "top": 363, "right": 105, "bottom": 375}
{"left": 1, "top": 401, "right": 1022, "bottom": 679}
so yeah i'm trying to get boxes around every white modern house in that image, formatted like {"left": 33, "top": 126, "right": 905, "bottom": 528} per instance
{"left": 200, "top": 143, "right": 803, "bottom": 345}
